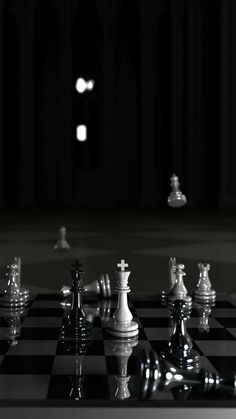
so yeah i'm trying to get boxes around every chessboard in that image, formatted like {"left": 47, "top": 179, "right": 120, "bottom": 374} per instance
{"left": 0, "top": 292, "right": 236, "bottom": 410}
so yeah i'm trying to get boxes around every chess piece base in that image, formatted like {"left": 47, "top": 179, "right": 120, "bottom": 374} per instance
{"left": 193, "top": 289, "right": 216, "bottom": 301}
{"left": 107, "top": 319, "right": 139, "bottom": 338}
{"left": 168, "top": 194, "right": 187, "bottom": 208}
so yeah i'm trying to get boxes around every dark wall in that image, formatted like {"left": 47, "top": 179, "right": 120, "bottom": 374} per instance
{"left": 0, "top": 0, "right": 234, "bottom": 208}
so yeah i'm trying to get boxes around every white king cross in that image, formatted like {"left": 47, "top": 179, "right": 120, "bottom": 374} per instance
{"left": 117, "top": 259, "right": 129, "bottom": 271}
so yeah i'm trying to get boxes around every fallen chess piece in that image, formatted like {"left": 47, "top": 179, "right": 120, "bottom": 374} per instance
{"left": 135, "top": 348, "right": 236, "bottom": 399}
{"left": 167, "top": 174, "right": 187, "bottom": 208}
{"left": 168, "top": 264, "right": 192, "bottom": 304}
{"left": 60, "top": 273, "right": 111, "bottom": 299}
{"left": 193, "top": 263, "right": 216, "bottom": 301}
{"left": 161, "top": 299, "right": 200, "bottom": 371}
{"left": 107, "top": 259, "right": 139, "bottom": 338}
{"left": 0, "top": 261, "right": 29, "bottom": 308}
{"left": 54, "top": 226, "right": 70, "bottom": 252}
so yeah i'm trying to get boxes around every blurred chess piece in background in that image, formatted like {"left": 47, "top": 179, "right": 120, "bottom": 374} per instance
{"left": 168, "top": 174, "right": 187, "bottom": 208}
{"left": 0, "top": 261, "right": 29, "bottom": 308}
{"left": 54, "top": 226, "right": 70, "bottom": 252}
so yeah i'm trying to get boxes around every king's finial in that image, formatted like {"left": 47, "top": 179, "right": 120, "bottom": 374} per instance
{"left": 117, "top": 259, "right": 129, "bottom": 271}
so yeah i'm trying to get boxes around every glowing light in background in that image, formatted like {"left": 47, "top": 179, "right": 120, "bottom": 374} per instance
{"left": 75, "top": 77, "right": 95, "bottom": 94}
{"left": 76, "top": 124, "right": 87, "bottom": 142}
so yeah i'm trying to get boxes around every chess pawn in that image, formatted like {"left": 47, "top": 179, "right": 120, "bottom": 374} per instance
{"left": 60, "top": 273, "right": 111, "bottom": 299}
{"left": 110, "top": 337, "right": 138, "bottom": 400}
{"left": 168, "top": 174, "right": 187, "bottom": 208}
{"left": 193, "top": 263, "right": 216, "bottom": 301}
{"left": 161, "top": 300, "right": 200, "bottom": 371}
{"left": 54, "top": 226, "right": 70, "bottom": 252}
{"left": 107, "top": 262, "right": 139, "bottom": 338}
{"left": 0, "top": 264, "right": 29, "bottom": 308}
{"left": 135, "top": 348, "right": 236, "bottom": 399}
{"left": 168, "top": 264, "right": 192, "bottom": 304}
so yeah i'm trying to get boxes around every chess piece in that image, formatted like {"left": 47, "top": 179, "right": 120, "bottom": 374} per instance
{"left": 0, "top": 306, "right": 25, "bottom": 346}
{"left": 135, "top": 348, "right": 236, "bottom": 399}
{"left": 84, "top": 299, "right": 112, "bottom": 324}
{"left": 61, "top": 260, "right": 92, "bottom": 339}
{"left": 161, "top": 257, "right": 177, "bottom": 299}
{"left": 193, "top": 263, "right": 216, "bottom": 301}
{"left": 110, "top": 337, "right": 138, "bottom": 399}
{"left": 168, "top": 174, "right": 187, "bottom": 208}
{"left": 107, "top": 260, "right": 139, "bottom": 338}
{"left": 193, "top": 299, "right": 215, "bottom": 333}
{"left": 169, "top": 257, "right": 177, "bottom": 289}
{"left": 168, "top": 264, "right": 192, "bottom": 304}
{"left": 54, "top": 226, "right": 70, "bottom": 252}
{"left": 161, "top": 300, "right": 200, "bottom": 371}
{"left": 60, "top": 273, "right": 111, "bottom": 299}
{"left": 0, "top": 263, "right": 29, "bottom": 308}
{"left": 13, "top": 257, "right": 29, "bottom": 302}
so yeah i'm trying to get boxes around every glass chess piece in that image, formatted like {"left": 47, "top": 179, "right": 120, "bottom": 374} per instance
{"left": 0, "top": 262, "right": 29, "bottom": 308}
{"left": 161, "top": 299, "right": 200, "bottom": 371}
{"left": 135, "top": 348, "right": 236, "bottom": 399}
{"left": 61, "top": 261, "right": 92, "bottom": 340}
{"left": 168, "top": 174, "right": 187, "bottom": 208}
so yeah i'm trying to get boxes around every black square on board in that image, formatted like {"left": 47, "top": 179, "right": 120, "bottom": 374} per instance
{"left": 47, "top": 374, "right": 109, "bottom": 399}
{"left": 0, "top": 355, "right": 54, "bottom": 374}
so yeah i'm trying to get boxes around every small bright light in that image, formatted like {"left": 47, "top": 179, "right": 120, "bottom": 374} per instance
{"left": 75, "top": 78, "right": 87, "bottom": 93}
{"left": 76, "top": 124, "right": 87, "bottom": 141}
{"left": 174, "top": 374, "right": 183, "bottom": 381}
{"left": 75, "top": 77, "right": 95, "bottom": 93}
{"left": 87, "top": 79, "right": 94, "bottom": 91}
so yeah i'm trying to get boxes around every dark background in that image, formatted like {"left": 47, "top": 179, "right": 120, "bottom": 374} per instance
{"left": 0, "top": 0, "right": 234, "bottom": 209}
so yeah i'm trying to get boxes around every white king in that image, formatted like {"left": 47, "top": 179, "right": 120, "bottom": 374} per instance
{"left": 107, "top": 259, "right": 139, "bottom": 338}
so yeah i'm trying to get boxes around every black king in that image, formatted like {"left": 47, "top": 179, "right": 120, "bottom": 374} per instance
{"left": 62, "top": 260, "right": 92, "bottom": 340}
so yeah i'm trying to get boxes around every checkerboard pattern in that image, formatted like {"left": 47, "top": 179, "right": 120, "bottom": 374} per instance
{"left": 0, "top": 293, "right": 236, "bottom": 403}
